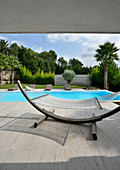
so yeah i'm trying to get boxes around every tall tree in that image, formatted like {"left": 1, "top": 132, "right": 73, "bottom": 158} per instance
{"left": 68, "top": 58, "right": 83, "bottom": 74}
{"left": 18, "top": 45, "right": 27, "bottom": 62}
{"left": 56, "top": 57, "right": 68, "bottom": 74}
{"left": 58, "top": 57, "right": 67, "bottom": 67}
{"left": 37, "top": 58, "right": 46, "bottom": 72}
{"left": 9, "top": 43, "right": 19, "bottom": 56}
{"left": 49, "top": 50, "right": 57, "bottom": 62}
{"left": 0, "top": 39, "right": 10, "bottom": 55}
{"left": 94, "top": 42, "right": 119, "bottom": 89}
{"left": 18, "top": 47, "right": 38, "bottom": 73}
{"left": 45, "top": 61, "right": 51, "bottom": 72}
{"left": 39, "top": 51, "right": 53, "bottom": 61}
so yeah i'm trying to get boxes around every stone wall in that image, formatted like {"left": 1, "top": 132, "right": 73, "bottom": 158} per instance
{"left": 1, "top": 71, "right": 20, "bottom": 84}
{"left": 2, "top": 70, "right": 11, "bottom": 80}
{"left": 55, "top": 75, "right": 90, "bottom": 86}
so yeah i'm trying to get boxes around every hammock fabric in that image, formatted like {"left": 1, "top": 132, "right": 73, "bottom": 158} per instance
{"left": 33, "top": 95, "right": 102, "bottom": 109}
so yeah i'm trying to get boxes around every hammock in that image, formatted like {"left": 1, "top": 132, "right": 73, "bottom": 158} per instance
{"left": 17, "top": 80, "right": 120, "bottom": 140}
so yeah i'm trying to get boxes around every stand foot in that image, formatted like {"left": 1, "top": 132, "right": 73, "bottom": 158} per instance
{"left": 92, "top": 114, "right": 98, "bottom": 140}
{"left": 34, "top": 116, "right": 48, "bottom": 128}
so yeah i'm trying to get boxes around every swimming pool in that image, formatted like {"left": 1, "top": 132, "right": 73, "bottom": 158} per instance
{"left": 0, "top": 90, "right": 119, "bottom": 102}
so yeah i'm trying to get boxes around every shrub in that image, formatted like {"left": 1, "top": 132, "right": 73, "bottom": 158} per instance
{"left": 90, "top": 61, "right": 120, "bottom": 91}
{"left": 62, "top": 69, "right": 75, "bottom": 84}
{"left": 90, "top": 66, "right": 104, "bottom": 89}
{"left": 109, "top": 72, "right": 120, "bottom": 92}
{"left": 19, "top": 66, "right": 54, "bottom": 84}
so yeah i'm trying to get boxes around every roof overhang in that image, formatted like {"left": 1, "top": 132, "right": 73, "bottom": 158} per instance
{"left": 0, "top": 0, "right": 120, "bottom": 33}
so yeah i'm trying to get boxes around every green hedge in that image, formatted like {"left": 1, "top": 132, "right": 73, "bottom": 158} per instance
{"left": 19, "top": 66, "right": 54, "bottom": 84}
{"left": 90, "top": 62, "right": 120, "bottom": 92}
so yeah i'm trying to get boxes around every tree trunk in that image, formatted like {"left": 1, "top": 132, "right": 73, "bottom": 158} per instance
{"left": 0, "top": 69, "right": 3, "bottom": 86}
{"left": 10, "top": 66, "right": 14, "bottom": 84}
{"left": 67, "top": 79, "right": 71, "bottom": 84}
{"left": 104, "top": 59, "right": 108, "bottom": 89}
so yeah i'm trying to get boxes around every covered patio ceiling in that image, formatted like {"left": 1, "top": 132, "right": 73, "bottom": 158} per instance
{"left": 0, "top": 0, "right": 120, "bottom": 33}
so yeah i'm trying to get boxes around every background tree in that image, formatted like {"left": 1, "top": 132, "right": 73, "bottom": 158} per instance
{"left": 56, "top": 57, "right": 68, "bottom": 74}
{"left": 18, "top": 45, "right": 27, "bottom": 62}
{"left": 9, "top": 43, "right": 19, "bottom": 56}
{"left": 39, "top": 50, "right": 57, "bottom": 72}
{"left": 45, "top": 61, "right": 51, "bottom": 72}
{"left": 18, "top": 47, "right": 38, "bottom": 73}
{"left": 39, "top": 51, "right": 53, "bottom": 61}
{"left": 80, "top": 66, "right": 92, "bottom": 74}
{"left": 37, "top": 58, "right": 46, "bottom": 72}
{"left": 94, "top": 42, "right": 119, "bottom": 89}
{"left": 58, "top": 57, "right": 67, "bottom": 67}
{"left": 62, "top": 69, "right": 75, "bottom": 84}
{"left": 68, "top": 58, "right": 83, "bottom": 74}
{"left": 0, "top": 38, "right": 94, "bottom": 84}
{"left": 0, "top": 39, "right": 10, "bottom": 55}
{"left": 49, "top": 50, "right": 57, "bottom": 62}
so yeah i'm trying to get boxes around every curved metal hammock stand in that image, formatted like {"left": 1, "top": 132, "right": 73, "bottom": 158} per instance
{"left": 17, "top": 80, "right": 120, "bottom": 140}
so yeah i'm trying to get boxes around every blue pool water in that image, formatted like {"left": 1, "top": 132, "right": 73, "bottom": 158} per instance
{"left": 0, "top": 90, "right": 119, "bottom": 102}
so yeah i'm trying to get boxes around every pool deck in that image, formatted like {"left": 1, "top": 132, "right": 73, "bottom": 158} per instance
{"left": 0, "top": 90, "right": 120, "bottom": 169}
{"left": 0, "top": 88, "right": 86, "bottom": 92}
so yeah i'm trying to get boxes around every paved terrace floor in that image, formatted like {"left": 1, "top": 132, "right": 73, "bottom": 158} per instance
{"left": 0, "top": 97, "right": 120, "bottom": 169}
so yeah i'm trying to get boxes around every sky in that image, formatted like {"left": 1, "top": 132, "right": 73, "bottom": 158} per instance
{"left": 0, "top": 33, "right": 120, "bottom": 67}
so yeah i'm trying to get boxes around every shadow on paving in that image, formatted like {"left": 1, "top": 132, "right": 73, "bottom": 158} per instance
{"left": 0, "top": 112, "right": 70, "bottom": 146}
{"left": 0, "top": 156, "right": 120, "bottom": 170}
{"left": 0, "top": 112, "right": 98, "bottom": 145}
{"left": 1, "top": 112, "right": 120, "bottom": 146}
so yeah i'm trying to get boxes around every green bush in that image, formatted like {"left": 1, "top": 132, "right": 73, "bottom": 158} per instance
{"left": 109, "top": 72, "right": 120, "bottom": 92}
{"left": 90, "top": 61, "right": 120, "bottom": 92}
{"left": 62, "top": 69, "right": 75, "bottom": 84}
{"left": 19, "top": 66, "right": 54, "bottom": 84}
{"left": 90, "top": 66, "right": 104, "bottom": 89}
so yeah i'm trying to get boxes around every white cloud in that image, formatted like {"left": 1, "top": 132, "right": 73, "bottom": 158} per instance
{"left": 82, "top": 42, "right": 88, "bottom": 46}
{"left": 79, "top": 56, "right": 98, "bottom": 67}
{"left": 33, "top": 46, "right": 42, "bottom": 53}
{"left": 0, "top": 36, "right": 8, "bottom": 41}
{"left": 10, "top": 40, "right": 25, "bottom": 46}
{"left": 47, "top": 33, "right": 83, "bottom": 43}
{"left": 47, "top": 34, "right": 62, "bottom": 43}
{"left": 79, "top": 34, "right": 120, "bottom": 66}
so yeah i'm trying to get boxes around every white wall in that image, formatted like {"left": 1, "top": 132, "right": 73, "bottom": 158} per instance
{"left": 55, "top": 75, "right": 90, "bottom": 86}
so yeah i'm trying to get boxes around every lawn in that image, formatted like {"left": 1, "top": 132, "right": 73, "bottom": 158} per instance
{"left": 0, "top": 83, "right": 87, "bottom": 89}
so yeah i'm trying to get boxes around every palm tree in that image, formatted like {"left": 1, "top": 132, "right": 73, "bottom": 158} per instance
{"left": 8, "top": 56, "right": 21, "bottom": 84}
{"left": 0, "top": 39, "right": 10, "bottom": 55}
{"left": 94, "top": 42, "right": 119, "bottom": 89}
